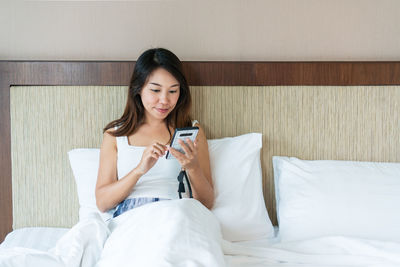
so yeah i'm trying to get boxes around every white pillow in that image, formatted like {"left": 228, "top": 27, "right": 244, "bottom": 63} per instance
{"left": 68, "top": 149, "right": 113, "bottom": 222}
{"left": 273, "top": 156, "right": 400, "bottom": 242}
{"left": 208, "top": 133, "right": 274, "bottom": 241}
{"left": 68, "top": 133, "right": 274, "bottom": 241}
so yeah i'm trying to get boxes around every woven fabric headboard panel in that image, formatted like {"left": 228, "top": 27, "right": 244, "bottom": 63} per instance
{"left": 191, "top": 86, "right": 400, "bottom": 224}
{"left": 11, "top": 86, "right": 126, "bottom": 228}
{"left": 11, "top": 85, "right": 400, "bottom": 227}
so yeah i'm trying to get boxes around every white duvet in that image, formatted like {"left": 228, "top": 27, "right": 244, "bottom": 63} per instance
{"left": 2, "top": 199, "right": 400, "bottom": 267}
{"left": 0, "top": 199, "right": 225, "bottom": 267}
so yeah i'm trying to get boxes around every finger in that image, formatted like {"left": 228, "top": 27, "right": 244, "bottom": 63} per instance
{"left": 154, "top": 142, "right": 167, "bottom": 155}
{"left": 155, "top": 142, "right": 167, "bottom": 151}
{"left": 178, "top": 139, "right": 192, "bottom": 156}
{"left": 152, "top": 145, "right": 164, "bottom": 157}
{"left": 169, "top": 147, "right": 185, "bottom": 161}
{"left": 185, "top": 138, "right": 196, "bottom": 152}
{"left": 147, "top": 147, "right": 159, "bottom": 159}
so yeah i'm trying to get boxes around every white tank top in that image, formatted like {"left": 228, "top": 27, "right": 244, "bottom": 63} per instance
{"left": 115, "top": 120, "right": 198, "bottom": 200}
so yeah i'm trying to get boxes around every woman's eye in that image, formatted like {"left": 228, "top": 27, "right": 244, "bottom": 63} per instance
{"left": 151, "top": 89, "right": 160, "bottom": 93}
{"left": 169, "top": 90, "right": 178, "bottom": 94}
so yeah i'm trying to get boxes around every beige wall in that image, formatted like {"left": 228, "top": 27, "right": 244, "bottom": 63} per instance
{"left": 1, "top": 0, "right": 399, "bottom": 61}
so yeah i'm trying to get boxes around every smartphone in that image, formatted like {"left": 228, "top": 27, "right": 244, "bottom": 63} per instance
{"left": 166, "top": 127, "right": 199, "bottom": 160}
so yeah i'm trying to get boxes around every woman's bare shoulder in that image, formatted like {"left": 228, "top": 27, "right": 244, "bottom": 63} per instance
{"left": 102, "top": 128, "right": 117, "bottom": 150}
{"left": 192, "top": 121, "right": 207, "bottom": 142}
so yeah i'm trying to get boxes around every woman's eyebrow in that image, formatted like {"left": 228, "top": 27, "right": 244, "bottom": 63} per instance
{"left": 149, "top": 82, "right": 179, "bottom": 88}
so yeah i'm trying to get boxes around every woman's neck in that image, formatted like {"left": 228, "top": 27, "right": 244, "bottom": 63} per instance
{"left": 142, "top": 117, "right": 167, "bottom": 129}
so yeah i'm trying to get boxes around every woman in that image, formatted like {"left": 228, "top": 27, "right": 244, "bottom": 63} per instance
{"left": 95, "top": 48, "right": 214, "bottom": 218}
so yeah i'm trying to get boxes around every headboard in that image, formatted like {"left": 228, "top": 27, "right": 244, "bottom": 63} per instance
{"left": 1, "top": 61, "right": 400, "bottom": 242}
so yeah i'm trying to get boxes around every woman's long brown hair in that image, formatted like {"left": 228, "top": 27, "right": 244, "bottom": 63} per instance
{"left": 103, "top": 48, "right": 192, "bottom": 142}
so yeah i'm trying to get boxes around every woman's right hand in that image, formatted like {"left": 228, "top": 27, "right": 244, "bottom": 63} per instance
{"left": 135, "top": 142, "right": 167, "bottom": 175}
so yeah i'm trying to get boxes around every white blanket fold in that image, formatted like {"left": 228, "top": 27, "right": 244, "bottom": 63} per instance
{"left": 0, "top": 199, "right": 225, "bottom": 267}
{"left": 97, "top": 199, "right": 226, "bottom": 267}
{"left": 0, "top": 214, "right": 109, "bottom": 267}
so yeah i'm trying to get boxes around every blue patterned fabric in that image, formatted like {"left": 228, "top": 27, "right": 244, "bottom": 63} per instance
{"left": 113, "top": 197, "right": 169, "bottom": 218}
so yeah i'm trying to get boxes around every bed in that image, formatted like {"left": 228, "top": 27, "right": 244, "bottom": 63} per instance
{"left": 0, "top": 61, "right": 400, "bottom": 266}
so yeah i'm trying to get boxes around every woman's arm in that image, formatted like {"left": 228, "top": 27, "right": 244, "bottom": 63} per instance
{"left": 168, "top": 123, "right": 215, "bottom": 209}
{"left": 95, "top": 130, "right": 143, "bottom": 212}
{"left": 95, "top": 129, "right": 168, "bottom": 212}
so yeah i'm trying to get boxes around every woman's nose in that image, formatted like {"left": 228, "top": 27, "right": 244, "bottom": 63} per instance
{"left": 159, "top": 93, "right": 169, "bottom": 104}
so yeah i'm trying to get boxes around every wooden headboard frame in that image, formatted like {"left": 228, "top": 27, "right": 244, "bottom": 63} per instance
{"left": 1, "top": 61, "right": 400, "bottom": 242}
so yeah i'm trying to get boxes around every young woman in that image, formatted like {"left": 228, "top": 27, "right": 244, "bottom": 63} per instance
{"left": 95, "top": 48, "right": 214, "bottom": 218}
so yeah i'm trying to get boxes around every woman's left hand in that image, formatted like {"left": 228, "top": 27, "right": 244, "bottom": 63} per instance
{"left": 168, "top": 138, "right": 200, "bottom": 171}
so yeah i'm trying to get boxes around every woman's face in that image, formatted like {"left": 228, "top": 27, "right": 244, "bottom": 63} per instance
{"left": 140, "top": 67, "right": 180, "bottom": 122}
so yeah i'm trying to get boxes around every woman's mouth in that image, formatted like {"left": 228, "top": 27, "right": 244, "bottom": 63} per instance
{"left": 155, "top": 108, "right": 169, "bottom": 114}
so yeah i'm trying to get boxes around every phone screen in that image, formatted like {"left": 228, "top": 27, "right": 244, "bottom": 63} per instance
{"left": 166, "top": 127, "right": 199, "bottom": 160}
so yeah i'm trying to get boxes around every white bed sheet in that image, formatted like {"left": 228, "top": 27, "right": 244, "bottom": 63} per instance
{"left": 223, "top": 235, "right": 400, "bottom": 267}
{"left": 2, "top": 220, "right": 400, "bottom": 267}
{"left": 0, "top": 227, "right": 69, "bottom": 251}
{"left": 224, "top": 232, "right": 280, "bottom": 267}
